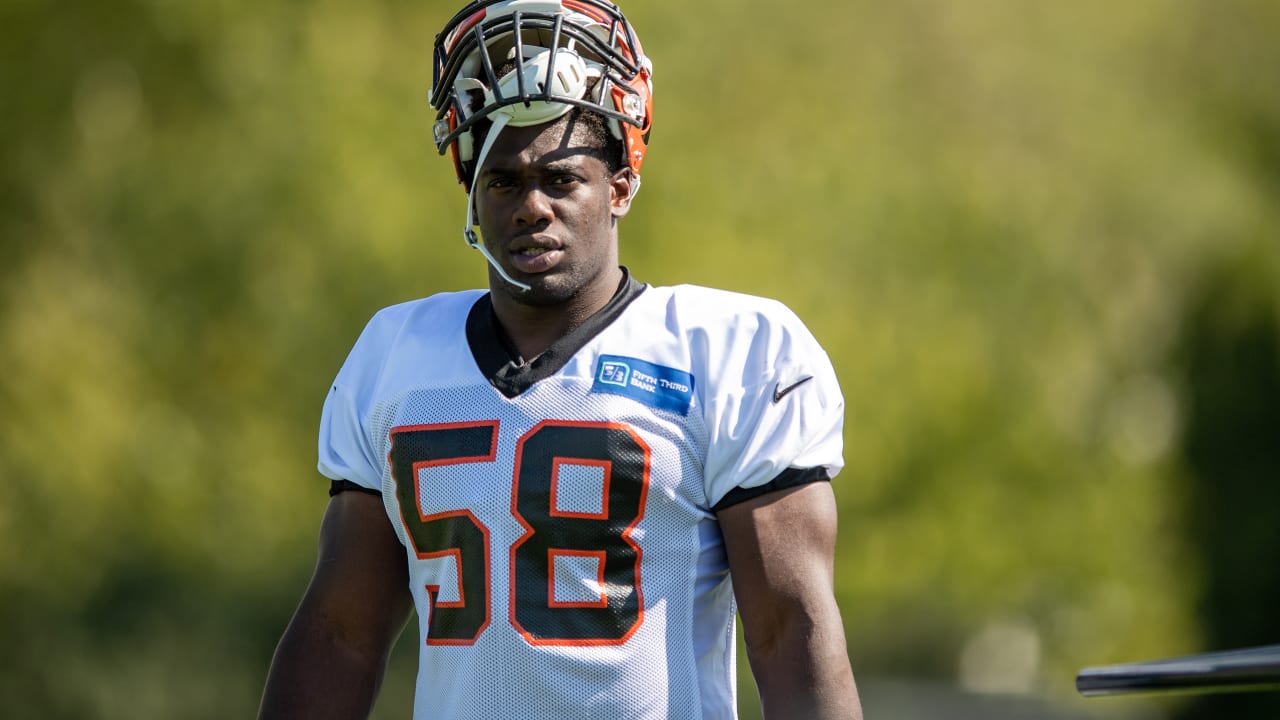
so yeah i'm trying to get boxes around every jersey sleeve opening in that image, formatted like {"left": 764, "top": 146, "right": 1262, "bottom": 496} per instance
{"left": 710, "top": 466, "right": 830, "bottom": 513}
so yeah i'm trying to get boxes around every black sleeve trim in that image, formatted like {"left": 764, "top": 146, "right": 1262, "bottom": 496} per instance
{"left": 329, "top": 479, "right": 382, "bottom": 498}
{"left": 711, "top": 466, "right": 831, "bottom": 513}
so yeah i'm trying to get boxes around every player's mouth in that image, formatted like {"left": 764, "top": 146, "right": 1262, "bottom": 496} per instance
{"left": 509, "top": 241, "right": 565, "bottom": 274}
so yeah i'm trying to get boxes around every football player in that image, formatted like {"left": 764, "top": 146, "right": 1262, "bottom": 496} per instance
{"left": 259, "top": 1, "right": 862, "bottom": 718}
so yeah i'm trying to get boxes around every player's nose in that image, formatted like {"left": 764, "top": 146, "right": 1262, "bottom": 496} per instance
{"left": 514, "top": 187, "right": 554, "bottom": 227}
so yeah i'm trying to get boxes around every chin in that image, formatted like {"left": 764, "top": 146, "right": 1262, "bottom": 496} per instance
{"left": 497, "top": 272, "right": 580, "bottom": 307}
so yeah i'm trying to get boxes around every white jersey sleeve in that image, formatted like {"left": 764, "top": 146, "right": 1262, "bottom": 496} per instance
{"left": 317, "top": 302, "right": 413, "bottom": 491}
{"left": 318, "top": 292, "right": 486, "bottom": 491}
{"left": 693, "top": 292, "right": 844, "bottom": 509}
{"left": 318, "top": 381, "right": 380, "bottom": 490}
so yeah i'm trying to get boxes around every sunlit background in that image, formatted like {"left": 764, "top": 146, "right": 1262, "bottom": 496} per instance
{"left": 3, "top": 0, "right": 1278, "bottom": 717}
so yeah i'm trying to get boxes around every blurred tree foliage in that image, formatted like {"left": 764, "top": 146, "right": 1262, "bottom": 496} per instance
{"left": 2, "top": 0, "right": 1278, "bottom": 717}
{"left": 1173, "top": 250, "right": 1280, "bottom": 720}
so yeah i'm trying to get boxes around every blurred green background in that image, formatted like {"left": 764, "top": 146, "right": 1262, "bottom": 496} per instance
{"left": 3, "top": 0, "right": 1278, "bottom": 717}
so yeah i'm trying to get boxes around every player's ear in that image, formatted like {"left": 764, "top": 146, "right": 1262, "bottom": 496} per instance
{"left": 609, "top": 168, "right": 637, "bottom": 219}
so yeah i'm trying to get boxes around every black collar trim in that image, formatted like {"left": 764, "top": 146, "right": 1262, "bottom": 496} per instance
{"left": 466, "top": 268, "right": 646, "bottom": 398}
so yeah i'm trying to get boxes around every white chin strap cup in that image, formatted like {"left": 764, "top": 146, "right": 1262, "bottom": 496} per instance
{"left": 497, "top": 45, "right": 594, "bottom": 127}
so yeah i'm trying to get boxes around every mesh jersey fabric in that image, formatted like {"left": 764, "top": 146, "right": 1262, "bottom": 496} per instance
{"left": 317, "top": 281, "right": 844, "bottom": 720}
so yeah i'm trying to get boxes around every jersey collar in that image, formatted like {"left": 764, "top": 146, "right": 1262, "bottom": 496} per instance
{"left": 466, "top": 267, "right": 647, "bottom": 398}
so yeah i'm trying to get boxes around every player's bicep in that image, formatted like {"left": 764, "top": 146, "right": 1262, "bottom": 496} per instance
{"left": 717, "top": 481, "right": 840, "bottom": 651}
{"left": 300, "top": 490, "right": 413, "bottom": 660}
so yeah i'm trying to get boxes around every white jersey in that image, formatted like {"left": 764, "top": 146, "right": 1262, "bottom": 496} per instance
{"left": 318, "top": 275, "right": 844, "bottom": 720}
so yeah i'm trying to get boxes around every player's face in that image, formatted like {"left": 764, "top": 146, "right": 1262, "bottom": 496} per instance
{"left": 473, "top": 115, "right": 634, "bottom": 307}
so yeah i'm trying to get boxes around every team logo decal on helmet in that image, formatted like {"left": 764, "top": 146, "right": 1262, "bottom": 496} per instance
{"left": 427, "top": 0, "right": 654, "bottom": 290}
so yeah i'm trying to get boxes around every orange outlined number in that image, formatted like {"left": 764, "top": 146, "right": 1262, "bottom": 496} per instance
{"left": 388, "top": 420, "right": 650, "bottom": 647}
{"left": 389, "top": 422, "right": 498, "bottom": 645}
{"left": 511, "top": 422, "right": 650, "bottom": 645}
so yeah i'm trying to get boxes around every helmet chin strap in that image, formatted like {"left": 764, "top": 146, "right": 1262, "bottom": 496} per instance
{"left": 463, "top": 112, "right": 533, "bottom": 292}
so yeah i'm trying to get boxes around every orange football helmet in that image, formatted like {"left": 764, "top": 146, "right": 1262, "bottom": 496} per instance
{"left": 430, "top": 0, "right": 654, "bottom": 187}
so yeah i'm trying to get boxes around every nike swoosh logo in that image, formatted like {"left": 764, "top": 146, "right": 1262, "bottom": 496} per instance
{"left": 772, "top": 375, "right": 813, "bottom": 403}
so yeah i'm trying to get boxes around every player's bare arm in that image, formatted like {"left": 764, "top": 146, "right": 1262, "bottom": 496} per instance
{"left": 719, "top": 481, "right": 863, "bottom": 720}
{"left": 259, "top": 491, "right": 413, "bottom": 720}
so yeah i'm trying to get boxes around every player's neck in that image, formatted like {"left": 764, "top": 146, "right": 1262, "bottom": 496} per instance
{"left": 491, "top": 302, "right": 593, "bottom": 362}
{"left": 490, "top": 269, "right": 623, "bottom": 361}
